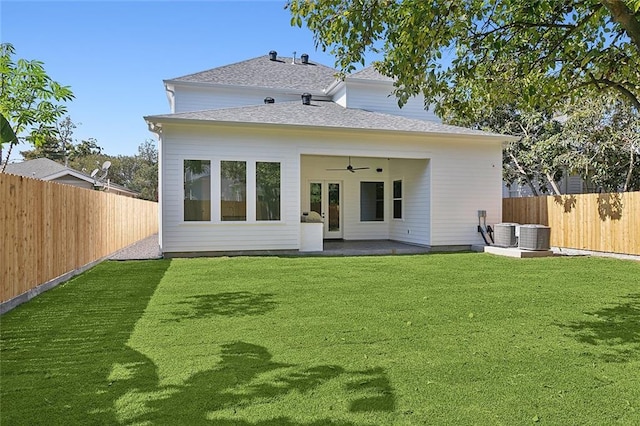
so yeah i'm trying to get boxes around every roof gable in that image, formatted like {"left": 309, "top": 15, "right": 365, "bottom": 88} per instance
{"left": 168, "top": 54, "right": 338, "bottom": 93}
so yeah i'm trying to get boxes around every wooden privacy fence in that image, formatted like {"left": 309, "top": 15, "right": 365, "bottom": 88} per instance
{"left": 503, "top": 191, "right": 640, "bottom": 256}
{"left": 1, "top": 173, "right": 158, "bottom": 303}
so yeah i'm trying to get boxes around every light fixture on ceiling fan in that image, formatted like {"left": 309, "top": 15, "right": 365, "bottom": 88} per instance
{"left": 326, "top": 157, "right": 370, "bottom": 173}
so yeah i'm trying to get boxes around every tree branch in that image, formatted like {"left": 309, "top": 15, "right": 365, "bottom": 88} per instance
{"left": 601, "top": 0, "right": 640, "bottom": 54}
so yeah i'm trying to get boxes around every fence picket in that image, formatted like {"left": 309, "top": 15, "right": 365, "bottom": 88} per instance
{"left": 503, "top": 192, "right": 640, "bottom": 255}
{"left": 1, "top": 174, "right": 158, "bottom": 303}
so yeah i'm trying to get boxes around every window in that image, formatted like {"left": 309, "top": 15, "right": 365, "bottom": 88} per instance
{"left": 256, "top": 162, "right": 281, "bottom": 221}
{"left": 360, "top": 181, "right": 384, "bottom": 221}
{"left": 184, "top": 160, "right": 211, "bottom": 221}
{"left": 221, "top": 161, "right": 246, "bottom": 221}
{"left": 393, "top": 180, "right": 402, "bottom": 219}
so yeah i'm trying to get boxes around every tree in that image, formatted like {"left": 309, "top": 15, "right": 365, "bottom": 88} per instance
{"left": 287, "top": 0, "right": 640, "bottom": 120}
{"left": 20, "top": 116, "right": 77, "bottom": 163}
{"left": 553, "top": 95, "right": 640, "bottom": 192}
{"left": 67, "top": 139, "right": 158, "bottom": 201}
{"left": 469, "top": 106, "right": 565, "bottom": 195}
{"left": 0, "top": 43, "right": 74, "bottom": 171}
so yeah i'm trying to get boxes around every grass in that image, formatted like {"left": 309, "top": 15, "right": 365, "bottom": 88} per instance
{"left": 1, "top": 254, "right": 639, "bottom": 425}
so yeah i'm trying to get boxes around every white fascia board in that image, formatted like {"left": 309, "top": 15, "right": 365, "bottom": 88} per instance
{"left": 163, "top": 79, "right": 331, "bottom": 98}
{"left": 345, "top": 77, "right": 395, "bottom": 87}
{"left": 323, "top": 79, "right": 345, "bottom": 97}
{"left": 147, "top": 116, "right": 515, "bottom": 144}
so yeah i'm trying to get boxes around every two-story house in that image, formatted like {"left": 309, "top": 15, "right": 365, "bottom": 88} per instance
{"left": 145, "top": 51, "right": 511, "bottom": 256}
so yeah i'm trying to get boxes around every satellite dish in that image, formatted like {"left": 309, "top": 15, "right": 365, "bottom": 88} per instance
{"left": 102, "top": 160, "right": 111, "bottom": 171}
{"left": 90, "top": 168, "right": 99, "bottom": 178}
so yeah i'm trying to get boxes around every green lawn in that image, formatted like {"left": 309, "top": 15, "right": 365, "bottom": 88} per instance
{"left": 1, "top": 254, "right": 639, "bottom": 425}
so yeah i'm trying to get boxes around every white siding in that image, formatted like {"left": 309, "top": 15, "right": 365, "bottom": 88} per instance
{"left": 160, "top": 123, "right": 504, "bottom": 253}
{"left": 161, "top": 126, "right": 300, "bottom": 253}
{"left": 333, "top": 85, "right": 347, "bottom": 107}
{"left": 429, "top": 139, "right": 503, "bottom": 247}
{"left": 344, "top": 80, "right": 440, "bottom": 122}
{"left": 173, "top": 85, "right": 322, "bottom": 113}
{"left": 388, "top": 159, "right": 430, "bottom": 245}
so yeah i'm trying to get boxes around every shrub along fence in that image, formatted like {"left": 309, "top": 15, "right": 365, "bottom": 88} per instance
{"left": 503, "top": 191, "right": 640, "bottom": 256}
{"left": 1, "top": 173, "right": 158, "bottom": 305}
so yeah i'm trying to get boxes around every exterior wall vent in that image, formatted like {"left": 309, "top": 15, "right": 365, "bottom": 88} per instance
{"left": 264, "top": 97, "right": 275, "bottom": 104}
{"left": 494, "top": 223, "right": 518, "bottom": 247}
{"left": 301, "top": 53, "right": 309, "bottom": 64}
{"left": 301, "top": 93, "right": 312, "bottom": 105}
{"left": 518, "top": 225, "right": 551, "bottom": 251}
{"left": 269, "top": 50, "right": 277, "bottom": 61}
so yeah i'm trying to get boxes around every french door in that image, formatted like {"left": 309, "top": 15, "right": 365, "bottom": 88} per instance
{"left": 309, "top": 180, "right": 342, "bottom": 239}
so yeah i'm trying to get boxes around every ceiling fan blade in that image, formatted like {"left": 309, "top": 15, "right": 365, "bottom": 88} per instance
{"left": 351, "top": 167, "right": 370, "bottom": 170}
{"left": 326, "top": 168, "right": 347, "bottom": 171}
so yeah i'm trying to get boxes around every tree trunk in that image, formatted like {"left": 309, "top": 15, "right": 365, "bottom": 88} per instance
{"left": 623, "top": 147, "right": 635, "bottom": 192}
{"left": 508, "top": 151, "right": 539, "bottom": 196}
{"left": 601, "top": 0, "right": 640, "bottom": 54}
{"left": 545, "top": 172, "right": 562, "bottom": 195}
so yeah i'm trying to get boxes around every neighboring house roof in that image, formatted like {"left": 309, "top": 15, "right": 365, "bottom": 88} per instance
{"left": 146, "top": 100, "right": 509, "bottom": 139}
{"left": 4, "top": 157, "right": 90, "bottom": 181}
{"left": 167, "top": 54, "right": 338, "bottom": 93}
{"left": 348, "top": 66, "right": 394, "bottom": 82}
{"left": 4, "top": 158, "right": 139, "bottom": 197}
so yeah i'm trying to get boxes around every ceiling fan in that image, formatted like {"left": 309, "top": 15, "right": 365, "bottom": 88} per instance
{"left": 327, "top": 157, "right": 370, "bottom": 173}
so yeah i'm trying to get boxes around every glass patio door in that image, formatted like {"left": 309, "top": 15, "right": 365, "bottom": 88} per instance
{"left": 309, "top": 181, "right": 343, "bottom": 239}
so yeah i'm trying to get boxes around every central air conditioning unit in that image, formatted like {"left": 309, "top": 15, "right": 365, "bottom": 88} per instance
{"left": 518, "top": 225, "right": 551, "bottom": 251}
{"left": 494, "top": 223, "right": 519, "bottom": 247}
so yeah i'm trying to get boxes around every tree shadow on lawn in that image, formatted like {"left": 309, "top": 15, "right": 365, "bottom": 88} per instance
{"left": 557, "top": 293, "right": 640, "bottom": 363}
{"left": 0, "top": 260, "right": 172, "bottom": 425}
{"left": 118, "top": 341, "right": 395, "bottom": 425}
{"left": 166, "top": 291, "right": 278, "bottom": 322}
{"left": 2, "top": 260, "right": 396, "bottom": 425}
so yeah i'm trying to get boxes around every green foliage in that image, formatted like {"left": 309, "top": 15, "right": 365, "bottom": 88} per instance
{"left": 552, "top": 95, "right": 640, "bottom": 191}
{"left": 67, "top": 139, "right": 159, "bottom": 201}
{"left": 0, "top": 112, "right": 17, "bottom": 144}
{"left": 288, "top": 0, "right": 640, "bottom": 120}
{"left": 468, "top": 106, "right": 565, "bottom": 195}
{"left": 2, "top": 255, "right": 640, "bottom": 424}
{"left": 0, "top": 43, "right": 74, "bottom": 169}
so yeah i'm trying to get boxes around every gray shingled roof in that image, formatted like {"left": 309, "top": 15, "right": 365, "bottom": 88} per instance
{"left": 146, "top": 101, "right": 508, "bottom": 138}
{"left": 168, "top": 55, "right": 338, "bottom": 93}
{"left": 349, "top": 66, "right": 394, "bottom": 82}
{"left": 5, "top": 157, "right": 139, "bottom": 195}
{"left": 4, "top": 157, "right": 75, "bottom": 179}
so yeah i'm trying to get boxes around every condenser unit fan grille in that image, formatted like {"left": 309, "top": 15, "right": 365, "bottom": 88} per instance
{"left": 518, "top": 225, "right": 551, "bottom": 251}
{"left": 494, "top": 223, "right": 518, "bottom": 247}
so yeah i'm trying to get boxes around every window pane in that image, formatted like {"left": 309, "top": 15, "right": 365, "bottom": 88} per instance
{"left": 328, "top": 183, "right": 340, "bottom": 231}
{"left": 393, "top": 180, "right": 402, "bottom": 199}
{"left": 256, "top": 162, "right": 280, "bottom": 221}
{"left": 310, "top": 183, "right": 322, "bottom": 215}
{"left": 184, "top": 160, "right": 211, "bottom": 221}
{"left": 393, "top": 180, "right": 402, "bottom": 219}
{"left": 360, "top": 181, "right": 384, "bottom": 221}
{"left": 393, "top": 200, "right": 402, "bottom": 219}
{"left": 221, "top": 161, "right": 246, "bottom": 221}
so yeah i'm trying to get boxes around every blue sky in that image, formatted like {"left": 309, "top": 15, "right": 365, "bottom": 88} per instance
{"left": 2, "top": 0, "right": 362, "bottom": 160}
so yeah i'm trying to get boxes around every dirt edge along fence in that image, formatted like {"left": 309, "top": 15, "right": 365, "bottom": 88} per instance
{"left": 1, "top": 173, "right": 158, "bottom": 304}
{"left": 503, "top": 191, "right": 640, "bottom": 256}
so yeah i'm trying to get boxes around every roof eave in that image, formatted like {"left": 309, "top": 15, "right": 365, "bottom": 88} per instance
{"left": 144, "top": 115, "right": 514, "bottom": 142}
{"left": 163, "top": 79, "right": 331, "bottom": 97}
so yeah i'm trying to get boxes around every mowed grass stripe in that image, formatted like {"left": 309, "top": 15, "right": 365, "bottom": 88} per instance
{"left": 1, "top": 254, "right": 639, "bottom": 425}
